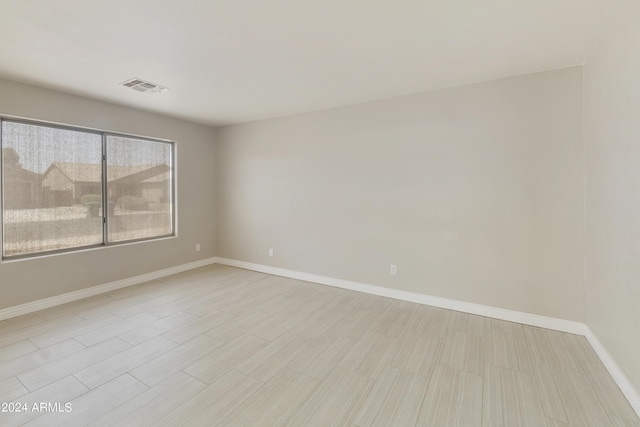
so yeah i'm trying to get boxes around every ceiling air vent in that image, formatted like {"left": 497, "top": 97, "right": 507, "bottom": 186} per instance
{"left": 120, "top": 78, "right": 168, "bottom": 94}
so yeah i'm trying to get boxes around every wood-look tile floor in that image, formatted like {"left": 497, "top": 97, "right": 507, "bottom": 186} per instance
{"left": 0, "top": 265, "right": 638, "bottom": 426}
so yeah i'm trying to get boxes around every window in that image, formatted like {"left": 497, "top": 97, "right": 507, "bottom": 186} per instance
{"left": 1, "top": 119, "right": 174, "bottom": 258}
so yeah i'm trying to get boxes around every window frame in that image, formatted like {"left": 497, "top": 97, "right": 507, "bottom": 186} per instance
{"left": 0, "top": 116, "right": 176, "bottom": 260}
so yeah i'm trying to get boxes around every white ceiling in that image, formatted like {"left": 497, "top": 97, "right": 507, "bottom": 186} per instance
{"left": 0, "top": 0, "right": 631, "bottom": 126}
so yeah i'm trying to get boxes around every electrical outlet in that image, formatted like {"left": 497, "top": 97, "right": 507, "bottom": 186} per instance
{"left": 390, "top": 264, "right": 397, "bottom": 275}
{"left": 195, "top": 244, "right": 201, "bottom": 252}
{"left": 269, "top": 248, "right": 274, "bottom": 257}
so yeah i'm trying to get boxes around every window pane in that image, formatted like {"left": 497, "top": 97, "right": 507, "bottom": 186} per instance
{"left": 106, "top": 135, "right": 173, "bottom": 243}
{"left": 2, "top": 121, "right": 103, "bottom": 257}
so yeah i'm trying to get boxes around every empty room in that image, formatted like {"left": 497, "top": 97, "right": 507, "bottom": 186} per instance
{"left": 0, "top": 0, "right": 639, "bottom": 426}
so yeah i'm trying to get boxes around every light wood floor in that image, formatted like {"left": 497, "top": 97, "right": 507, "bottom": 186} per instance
{"left": 0, "top": 265, "right": 638, "bottom": 426}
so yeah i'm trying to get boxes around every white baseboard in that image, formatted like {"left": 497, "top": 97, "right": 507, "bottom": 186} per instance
{"left": 213, "top": 257, "right": 586, "bottom": 335}
{"left": 213, "top": 257, "right": 640, "bottom": 417}
{"left": 584, "top": 328, "right": 640, "bottom": 416}
{"left": 0, "top": 257, "right": 216, "bottom": 321}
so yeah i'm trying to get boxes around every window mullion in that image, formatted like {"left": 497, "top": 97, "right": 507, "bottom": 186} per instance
{"left": 0, "top": 119, "right": 4, "bottom": 259}
{"left": 102, "top": 134, "right": 108, "bottom": 245}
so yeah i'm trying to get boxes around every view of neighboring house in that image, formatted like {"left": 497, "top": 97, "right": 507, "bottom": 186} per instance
{"left": 4, "top": 161, "right": 170, "bottom": 209}
{"left": 40, "top": 163, "right": 101, "bottom": 207}
{"left": 41, "top": 162, "right": 170, "bottom": 207}
{"left": 3, "top": 162, "right": 43, "bottom": 209}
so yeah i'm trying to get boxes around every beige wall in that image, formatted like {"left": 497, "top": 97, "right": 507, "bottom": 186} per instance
{"left": 0, "top": 78, "right": 217, "bottom": 310}
{"left": 216, "top": 67, "right": 584, "bottom": 321}
{"left": 584, "top": 0, "right": 640, "bottom": 393}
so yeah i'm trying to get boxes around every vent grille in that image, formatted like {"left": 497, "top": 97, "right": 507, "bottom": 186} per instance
{"left": 120, "top": 78, "right": 168, "bottom": 94}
